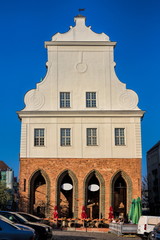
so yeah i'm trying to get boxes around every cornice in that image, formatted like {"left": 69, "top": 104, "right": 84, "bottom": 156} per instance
{"left": 45, "top": 41, "right": 117, "bottom": 48}
{"left": 17, "top": 110, "right": 145, "bottom": 120}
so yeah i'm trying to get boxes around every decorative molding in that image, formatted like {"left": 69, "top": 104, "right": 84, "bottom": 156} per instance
{"left": 119, "top": 90, "right": 139, "bottom": 109}
{"left": 45, "top": 41, "right": 116, "bottom": 47}
{"left": 18, "top": 110, "right": 145, "bottom": 119}
{"left": 135, "top": 123, "right": 142, "bottom": 158}
{"left": 24, "top": 89, "right": 45, "bottom": 110}
{"left": 76, "top": 62, "right": 88, "bottom": 73}
{"left": 76, "top": 52, "right": 88, "bottom": 73}
{"left": 20, "top": 124, "right": 27, "bottom": 157}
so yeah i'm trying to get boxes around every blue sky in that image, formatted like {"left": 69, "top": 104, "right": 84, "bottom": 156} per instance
{"left": 0, "top": 0, "right": 159, "bottom": 177}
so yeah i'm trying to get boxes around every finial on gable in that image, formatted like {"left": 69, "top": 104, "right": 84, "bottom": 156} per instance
{"left": 74, "top": 9, "right": 86, "bottom": 27}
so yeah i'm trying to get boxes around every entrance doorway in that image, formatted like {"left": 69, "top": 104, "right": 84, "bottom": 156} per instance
{"left": 57, "top": 170, "right": 78, "bottom": 218}
{"left": 86, "top": 173, "right": 100, "bottom": 219}
{"left": 59, "top": 173, "right": 73, "bottom": 218}
{"left": 30, "top": 170, "right": 47, "bottom": 217}
{"left": 113, "top": 174, "right": 127, "bottom": 218}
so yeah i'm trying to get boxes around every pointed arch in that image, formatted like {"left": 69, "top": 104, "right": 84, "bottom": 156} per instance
{"left": 110, "top": 170, "right": 132, "bottom": 215}
{"left": 56, "top": 169, "right": 78, "bottom": 218}
{"left": 28, "top": 169, "right": 50, "bottom": 217}
{"left": 84, "top": 170, "right": 105, "bottom": 218}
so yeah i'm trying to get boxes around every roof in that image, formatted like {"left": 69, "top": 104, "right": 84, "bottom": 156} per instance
{"left": 147, "top": 141, "right": 160, "bottom": 154}
{"left": 0, "top": 161, "right": 10, "bottom": 171}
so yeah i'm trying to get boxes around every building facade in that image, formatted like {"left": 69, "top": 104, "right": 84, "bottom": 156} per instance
{"left": 147, "top": 141, "right": 160, "bottom": 215}
{"left": 18, "top": 15, "right": 144, "bottom": 219}
{"left": 0, "top": 161, "right": 14, "bottom": 190}
{"left": 0, "top": 161, "right": 18, "bottom": 210}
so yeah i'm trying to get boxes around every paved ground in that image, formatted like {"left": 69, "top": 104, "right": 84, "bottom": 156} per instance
{"left": 52, "top": 230, "right": 142, "bottom": 240}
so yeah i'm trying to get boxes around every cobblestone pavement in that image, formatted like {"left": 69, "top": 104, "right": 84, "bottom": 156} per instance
{"left": 52, "top": 230, "right": 142, "bottom": 240}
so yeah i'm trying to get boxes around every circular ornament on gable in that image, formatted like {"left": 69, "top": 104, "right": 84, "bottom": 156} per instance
{"left": 24, "top": 89, "right": 45, "bottom": 110}
{"left": 88, "top": 184, "right": 100, "bottom": 192}
{"left": 119, "top": 90, "right": 138, "bottom": 109}
{"left": 76, "top": 62, "right": 88, "bottom": 73}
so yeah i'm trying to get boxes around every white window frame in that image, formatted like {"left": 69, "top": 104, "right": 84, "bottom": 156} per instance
{"left": 34, "top": 128, "right": 45, "bottom": 147}
{"left": 115, "top": 128, "right": 125, "bottom": 146}
{"left": 60, "top": 128, "right": 71, "bottom": 146}
{"left": 60, "top": 92, "right": 70, "bottom": 108}
{"left": 87, "top": 128, "right": 97, "bottom": 146}
{"left": 86, "top": 92, "right": 96, "bottom": 108}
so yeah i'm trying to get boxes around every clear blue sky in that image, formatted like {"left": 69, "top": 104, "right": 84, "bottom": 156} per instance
{"left": 0, "top": 0, "right": 159, "bottom": 177}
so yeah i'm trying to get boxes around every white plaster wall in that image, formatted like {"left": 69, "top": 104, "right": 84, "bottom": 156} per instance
{"left": 20, "top": 116, "right": 142, "bottom": 159}
{"left": 23, "top": 45, "right": 139, "bottom": 112}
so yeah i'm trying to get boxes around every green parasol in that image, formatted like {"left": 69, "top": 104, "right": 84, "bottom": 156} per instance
{"left": 128, "top": 199, "right": 135, "bottom": 222}
{"left": 132, "top": 197, "right": 142, "bottom": 224}
{"left": 137, "top": 197, "right": 142, "bottom": 219}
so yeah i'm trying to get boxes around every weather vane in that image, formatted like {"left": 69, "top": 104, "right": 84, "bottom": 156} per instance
{"left": 78, "top": 8, "right": 85, "bottom": 13}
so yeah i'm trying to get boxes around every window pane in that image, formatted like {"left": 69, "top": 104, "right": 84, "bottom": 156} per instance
{"left": 40, "top": 129, "right": 44, "bottom": 136}
{"left": 35, "top": 130, "right": 39, "bottom": 137}
{"left": 61, "top": 128, "right": 71, "bottom": 146}
{"left": 34, "top": 129, "right": 44, "bottom": 146}
{"left": 66, "top": 128, "right": 70, "bottom": 136}
{"left": 66, "top": 137, "right": 70, "bottom": 145}
{"left": 60, "top": 92, "right": 70, "bottom": 108}
{"left": 86, "top": 92, "right": 96, "bottom": 107}
{"left": 115, "top": 128, "right": 125, "bottom": 146}
{"left": 40, "top": 138, "right": 44, "bottom": 146}
{"left": 87, "top": 128, "right": 97, "bottom": 146}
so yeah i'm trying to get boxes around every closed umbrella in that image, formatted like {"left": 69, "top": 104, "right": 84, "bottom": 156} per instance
{"left": 137, "top": 197, "right": 142, "bottom": 218}
{"left": 132, "top": 197, "right": 142, "bottom": 224}
{"left": 128, "top": 199, "right": 135, "bottom": 222}
{"left": 132, "top": 199, "right": 138, "bottom": 224}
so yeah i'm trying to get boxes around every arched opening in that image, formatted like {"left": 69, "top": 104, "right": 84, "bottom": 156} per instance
{"left": 112, "top": 174, "right": 127, "bottom": 219}
{"left": 29, "top": 170, "right": 50, "bottom": 217}
{"left": 57, "top": 170, "right": 78, "bottom": 218}
{"left": 59, "top": 173, "right": 73, "bottom": 218}
{"left": 85, "top": 173, "right": 100, "bottom": 219}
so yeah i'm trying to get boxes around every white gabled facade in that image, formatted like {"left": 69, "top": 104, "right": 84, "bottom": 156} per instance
{"left": 18, "top": 15, "right": 144, "bottom": 160}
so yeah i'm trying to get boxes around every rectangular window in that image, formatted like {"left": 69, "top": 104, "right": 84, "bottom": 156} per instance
{"left": 60, "top": 92, "right": 70, "bottom": 108}
{"left": 115, "top": 128, "right": 125, "bottom": 146}
{"left": 34, "top": 129, "right": 45, "bottom": 146}
{"left": 1, "top": 172, "right": 6, "bottom": 181}
{"left": 87, "top": 128, "right": 97, "bottom": 146}
{"left": 86, "top": 92, "right": 96, "bottom": 107}
{"left": 60, "top": 128, "right": 71, "bottom": 146}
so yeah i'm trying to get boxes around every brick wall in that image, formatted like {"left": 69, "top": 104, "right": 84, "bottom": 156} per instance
{"left": 19, "top": 157, "right": 141, "bottom": 218}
